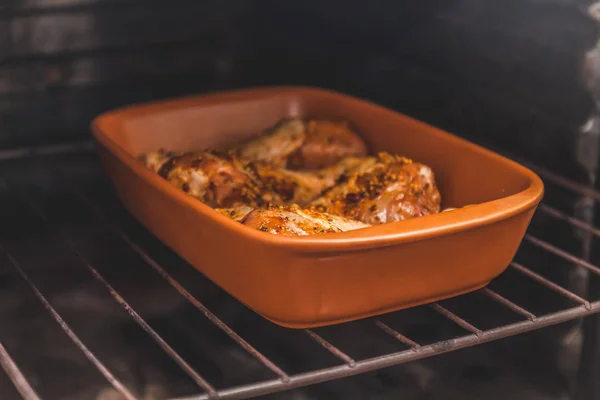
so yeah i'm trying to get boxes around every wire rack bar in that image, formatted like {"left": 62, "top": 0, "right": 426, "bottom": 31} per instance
{"left": 175, "top": 300, "right": 600, "bottom": 400}
{"left": 0, "top": 141, "right": 94, "bottom": 162}
{"left": 525, "top": 162, "right": 600, "bottom": 203}
{"left": 524, "top": 234, "right": 600, "bottom": 276}
{"left": 78, "top": 252, "right": 217, "bottom": 396}
{"left": 480, "top": 288, "right": 537, "bottom": 322}
{"left": 430, "top": 303, "right": 483, "bottom": 336}
{"left": 538, "top": 203, "right": 600, "bottom": 239}
{"left": 511, "top": 262, "right": 591, "bottom": 309}
{"left": 0, "top": 340, "right": 41, "bottom": 400}
{"left": 11, "top": 188, "right": 218, "bottom": 397}
{"left": 0, "top": 247, "right": 138, "bottom": 400}
{"left": 374, "top": 321, "right": 420, "bottom": 351}
{"left": 68, "top": 185, "right": 290, "bottom": 382}
{"left": 305, "top": 330, "right": 356, "bottom": 367}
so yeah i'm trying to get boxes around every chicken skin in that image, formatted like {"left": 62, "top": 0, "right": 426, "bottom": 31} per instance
{"left": 217, "top": 205, "right": 369, "bottom": 236}
{"left": 141, "top": 150, "right": 274, "bottom": 208}
{"left": 234, "top": 118, "right": 368, "bottom": 170}
{"left": 246, "top": 156, "right": 364, "bottom": 205}
{"left": 141, "top": 150, "right": 364, "bottom": 208}
{"left": 311, "top": 152, "right": 441, "bottom": 224}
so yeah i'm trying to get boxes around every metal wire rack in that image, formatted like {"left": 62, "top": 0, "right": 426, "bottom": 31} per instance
{"left": 0, "top": 144, "right": 599, "bottom": 400}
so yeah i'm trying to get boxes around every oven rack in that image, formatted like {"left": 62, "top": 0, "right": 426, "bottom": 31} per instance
{"left": 0, "top": 144, "right": 598, "bottom": 400}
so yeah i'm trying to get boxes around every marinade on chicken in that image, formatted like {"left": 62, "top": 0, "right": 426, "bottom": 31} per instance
{"left": 141, "top": 150, "right": 364, "bottom": 208}
{"left": 246, "top": 156, "right": 364, "bottom": 205}
{"left": 311, "top": 152, "right": 441, "bottom": 224}
{"left": 234, "top": 118, "right": 368, "bottom": 170}
{"left": 140, "top": 119, "right": 443, "bottom": 235}
{"left": 141, "top": 150, "right": 275, "bottom": 208}
{"left": 217, "top": 205, "right": 370, "bottom": 236}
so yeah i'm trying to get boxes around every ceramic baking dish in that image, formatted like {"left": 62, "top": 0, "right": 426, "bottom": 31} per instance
{"left": 92, "top": 86, "right": 544, "bottom": 328}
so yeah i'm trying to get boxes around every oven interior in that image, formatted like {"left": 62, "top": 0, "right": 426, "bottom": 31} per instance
{"left": 1, "top": 1, "right": 600, "bottom": 399}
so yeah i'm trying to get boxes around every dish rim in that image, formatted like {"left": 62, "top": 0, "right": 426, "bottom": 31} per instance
{"left": 91, "top": 85, "right": 544, "bottom": 253}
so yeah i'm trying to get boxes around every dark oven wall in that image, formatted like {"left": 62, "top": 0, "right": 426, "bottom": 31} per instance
{"left": 1, "top": 0, "right": 598, "bottom": 182}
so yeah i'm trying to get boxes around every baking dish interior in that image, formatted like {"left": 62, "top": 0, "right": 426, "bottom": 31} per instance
{"left": 95, "top": 87, "right": 535, "bottom": 213}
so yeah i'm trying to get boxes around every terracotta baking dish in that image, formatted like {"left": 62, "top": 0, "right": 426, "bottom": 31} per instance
{"left": 92, "top": 86, "right": 544, "bottom": 328}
